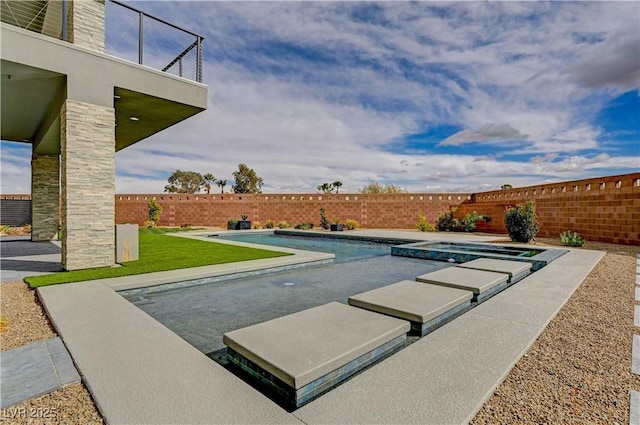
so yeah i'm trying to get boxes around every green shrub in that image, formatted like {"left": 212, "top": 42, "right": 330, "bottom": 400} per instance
{"left": 436, "top": 208, "right": 461, "bottom": 231}
{"left": 504, "top": 201, "right": 539, "bottom": 243}
{"left": 416, "top": 214, "right": 436, "bottom": 232}
{"left": 147, "top": 198, "right": 163, "bottom": 225}
{"left": 461, "top": 211, "right": 490, "bottom": 232}
{"left": 344, "top": 219, "right": 360, "bottom": 230}
{"left": 560, "top": 230, "right": 585, "bottom": 247}
{"left": 294, "top": 223, "right": 314, "bottom": 230}
{"left": 278, "top": 220, "right": 291, "bottom": 229}
{"left": 253, "top": 221, "right": 262, "bottom": 229}
{"left": 436, "top": 207, "right": 490, "bottom": 232}
{"left": 264, "top": 219, "right": 275, "bottom": 229}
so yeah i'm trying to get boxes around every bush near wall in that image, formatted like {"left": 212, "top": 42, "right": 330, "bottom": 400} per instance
{"left": 455, "top": 173, "right": 640, "bottom": 246}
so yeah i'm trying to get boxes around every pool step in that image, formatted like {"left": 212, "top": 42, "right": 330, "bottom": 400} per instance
{"left": 456, "top": 258, "right": 532, "bottom": 284}
{"left": 416, "top": 267, "right": 509, "bottom": 303}
{"left": 223, "top": 302, "right": 410, "bottom": 409}
{"left": 348, "top": 280, "right": 473, "bottom": 336}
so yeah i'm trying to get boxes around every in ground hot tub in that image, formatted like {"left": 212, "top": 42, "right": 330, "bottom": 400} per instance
{"left": 391, "top": 241, "right": 566, "bottom": 271}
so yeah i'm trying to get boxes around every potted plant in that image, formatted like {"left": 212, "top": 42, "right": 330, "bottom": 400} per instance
{"left": 330, "top": 219, "right": 344, "bottom": 231}
{"left": 238, "top": 215, "right": 252, "bottom": 230}
{"left": 227, "top": 219, "right": 238, "bottom": 230}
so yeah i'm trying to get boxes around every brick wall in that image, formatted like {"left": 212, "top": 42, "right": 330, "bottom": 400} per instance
{"left": 456, "top": 173, "right": 640, "bottom": 245}
{"left": 9, "top": 172, "right": 639, "bottom": 245}
{"left": 115, "top": 192, "right": 472, "bottom": 229}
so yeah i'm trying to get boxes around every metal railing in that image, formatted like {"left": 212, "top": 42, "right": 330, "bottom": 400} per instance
{"left": 1, "top": 0, "right": 204, "bottom": 83}
{"left": 106, "top": 0, "right": 203, "bottom": 83}
{"left": 0, "top": 0, "right": 68, "bottom": 40}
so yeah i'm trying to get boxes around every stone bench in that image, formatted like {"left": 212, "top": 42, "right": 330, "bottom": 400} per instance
{"left": 456, "top": 258, "right": 532, "bottom": 284}
{"left": 223, "top": 302, "right": 410, "bottom": 409}
{"left": 348, "top": 280, "right": 473, "bottom": 336}
{"left": 416, "top": 267, "right": 509, "bottom": 303}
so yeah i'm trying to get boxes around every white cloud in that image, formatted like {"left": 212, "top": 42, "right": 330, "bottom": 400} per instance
{"left": 3, "top": 1, "right": 639, "bottom": 195}
{"left": 438, "top": 123, "right": 527, "bottom": 147}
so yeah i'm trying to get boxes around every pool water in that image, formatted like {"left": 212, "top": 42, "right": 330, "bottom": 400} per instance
{"left": 121, "top": 233, "right": 450, "bottom": 357}
{"left": 417, "top": 242, "right": 542, "bottom": 258}
{"left": 214, "top": 232, "right": 393, "bottom": 263}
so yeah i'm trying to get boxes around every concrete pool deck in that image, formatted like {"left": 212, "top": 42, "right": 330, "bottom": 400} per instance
{"left": 31, "top": 230, "right": 604, "bottom": 424}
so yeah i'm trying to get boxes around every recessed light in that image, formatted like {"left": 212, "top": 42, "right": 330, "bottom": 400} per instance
{"left": 129, "top": 116, "right": 139, "bottom": 121}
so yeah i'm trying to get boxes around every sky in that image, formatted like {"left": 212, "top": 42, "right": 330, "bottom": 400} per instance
{"left": 1, "top": 1, "right": 639, "bottom": 194}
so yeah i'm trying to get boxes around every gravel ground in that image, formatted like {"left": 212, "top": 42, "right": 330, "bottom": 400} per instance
{"left": 1, "top": 281, "right": 55, "bottom": 352}
{"left": 0, "top": 237, "right": 637, "bottom": 424}
{"left": 0, "top": 281, "right": 103, "bottom": 425}
{"left": 472, "top": 238, "right": 640, "bottom": 424}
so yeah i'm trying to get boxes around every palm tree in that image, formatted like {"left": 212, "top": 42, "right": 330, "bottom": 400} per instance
{"left": 217, "top": 179, "right": 227, "bottom": 194}
{"left": 203, "top": 173, "right": 215, "bottom": 194}
{"left": 332, "top": 181, "right": 343, "bottom": 194}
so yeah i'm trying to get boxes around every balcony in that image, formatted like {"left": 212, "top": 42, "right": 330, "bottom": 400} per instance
{"left": 0, "top": 0, "right": 203, "bottom": 83}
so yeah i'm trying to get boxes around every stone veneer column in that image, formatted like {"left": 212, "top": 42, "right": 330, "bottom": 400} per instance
{"left": 61, "top": 99, "right": 115, "bottom": 270}
{"left": 68, "top": 0, "right": 105, "bottom": 52}
{"left": 31, "top": 154, "right": 60, "bottom": 241}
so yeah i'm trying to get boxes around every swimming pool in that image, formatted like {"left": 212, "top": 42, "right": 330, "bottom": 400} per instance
{"left": 120, "top": 232, "right": 450, "bottom": 358}
{"left": 213, "top": 232, "right": 395, "bottom": 263}
{"left": 392, "top": 240, "right": 567, "bottom": 271}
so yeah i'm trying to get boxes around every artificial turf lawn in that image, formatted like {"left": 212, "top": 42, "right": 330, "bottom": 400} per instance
{"left": 25, "top": 227, "right": 290, "bottom": 287}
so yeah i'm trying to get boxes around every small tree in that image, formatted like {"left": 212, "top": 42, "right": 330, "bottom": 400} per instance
{"left": 164, "top": 170, "right": 204, "bottom": 194}
{"left": 504, "top": 201, "right": 539, "bottom": 243}
{"left": 333, "top": 181, "right": 343, "bottom": 194}
{"left": 232, "top": 163, "right": 264, "bottom": 193}
{"left": 359, "top": 182, "right": 406, "bottom": 194}
{"left": 203, "top": 173, "right": 216, "bottom": 194}
{"left": 319, "top": 208, "right": 330, "bottom": 230}
{"left": 317, "top": 183, "right": 333, "bottom": 194}
{"left": 146, "top": 198, "right": 163, "bottom": 227}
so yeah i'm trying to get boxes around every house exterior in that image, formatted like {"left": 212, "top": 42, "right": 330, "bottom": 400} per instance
{"left": 1, "top": 0, "right": 208, "bottom": 270}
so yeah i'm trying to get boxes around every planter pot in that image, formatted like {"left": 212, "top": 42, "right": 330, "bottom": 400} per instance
{"left": 238, "top": 220, "right": 252, "bottom": 230}
{"left": 227, "top": 222, "right": 238, "bottom": 230}
{"left": 330, "top": 224, "right": 344, "bottom": 231}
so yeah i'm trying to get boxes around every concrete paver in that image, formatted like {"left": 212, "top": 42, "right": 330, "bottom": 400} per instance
{"left": 632, "top": 336, "right": 640, "bottom": 376}
{"left": 456, "top": 258, "right": 531, "bottom": 281}
{"left": 416, "top": 266, "right": 508, "bottom": 294}
{"left": 348, "top": 280, "right": 472, "bottom": 324}
{"left": 631, "top": 390, "right": 640, "bottom": 425}
{"left": 224, "top": 302, "right": 409, "bottom": 389}
{"left": 0, "top": 239, "right": 63, "bottom": 282}
{"left": 0, "top": 337, "right": 79, "bottom": 409}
